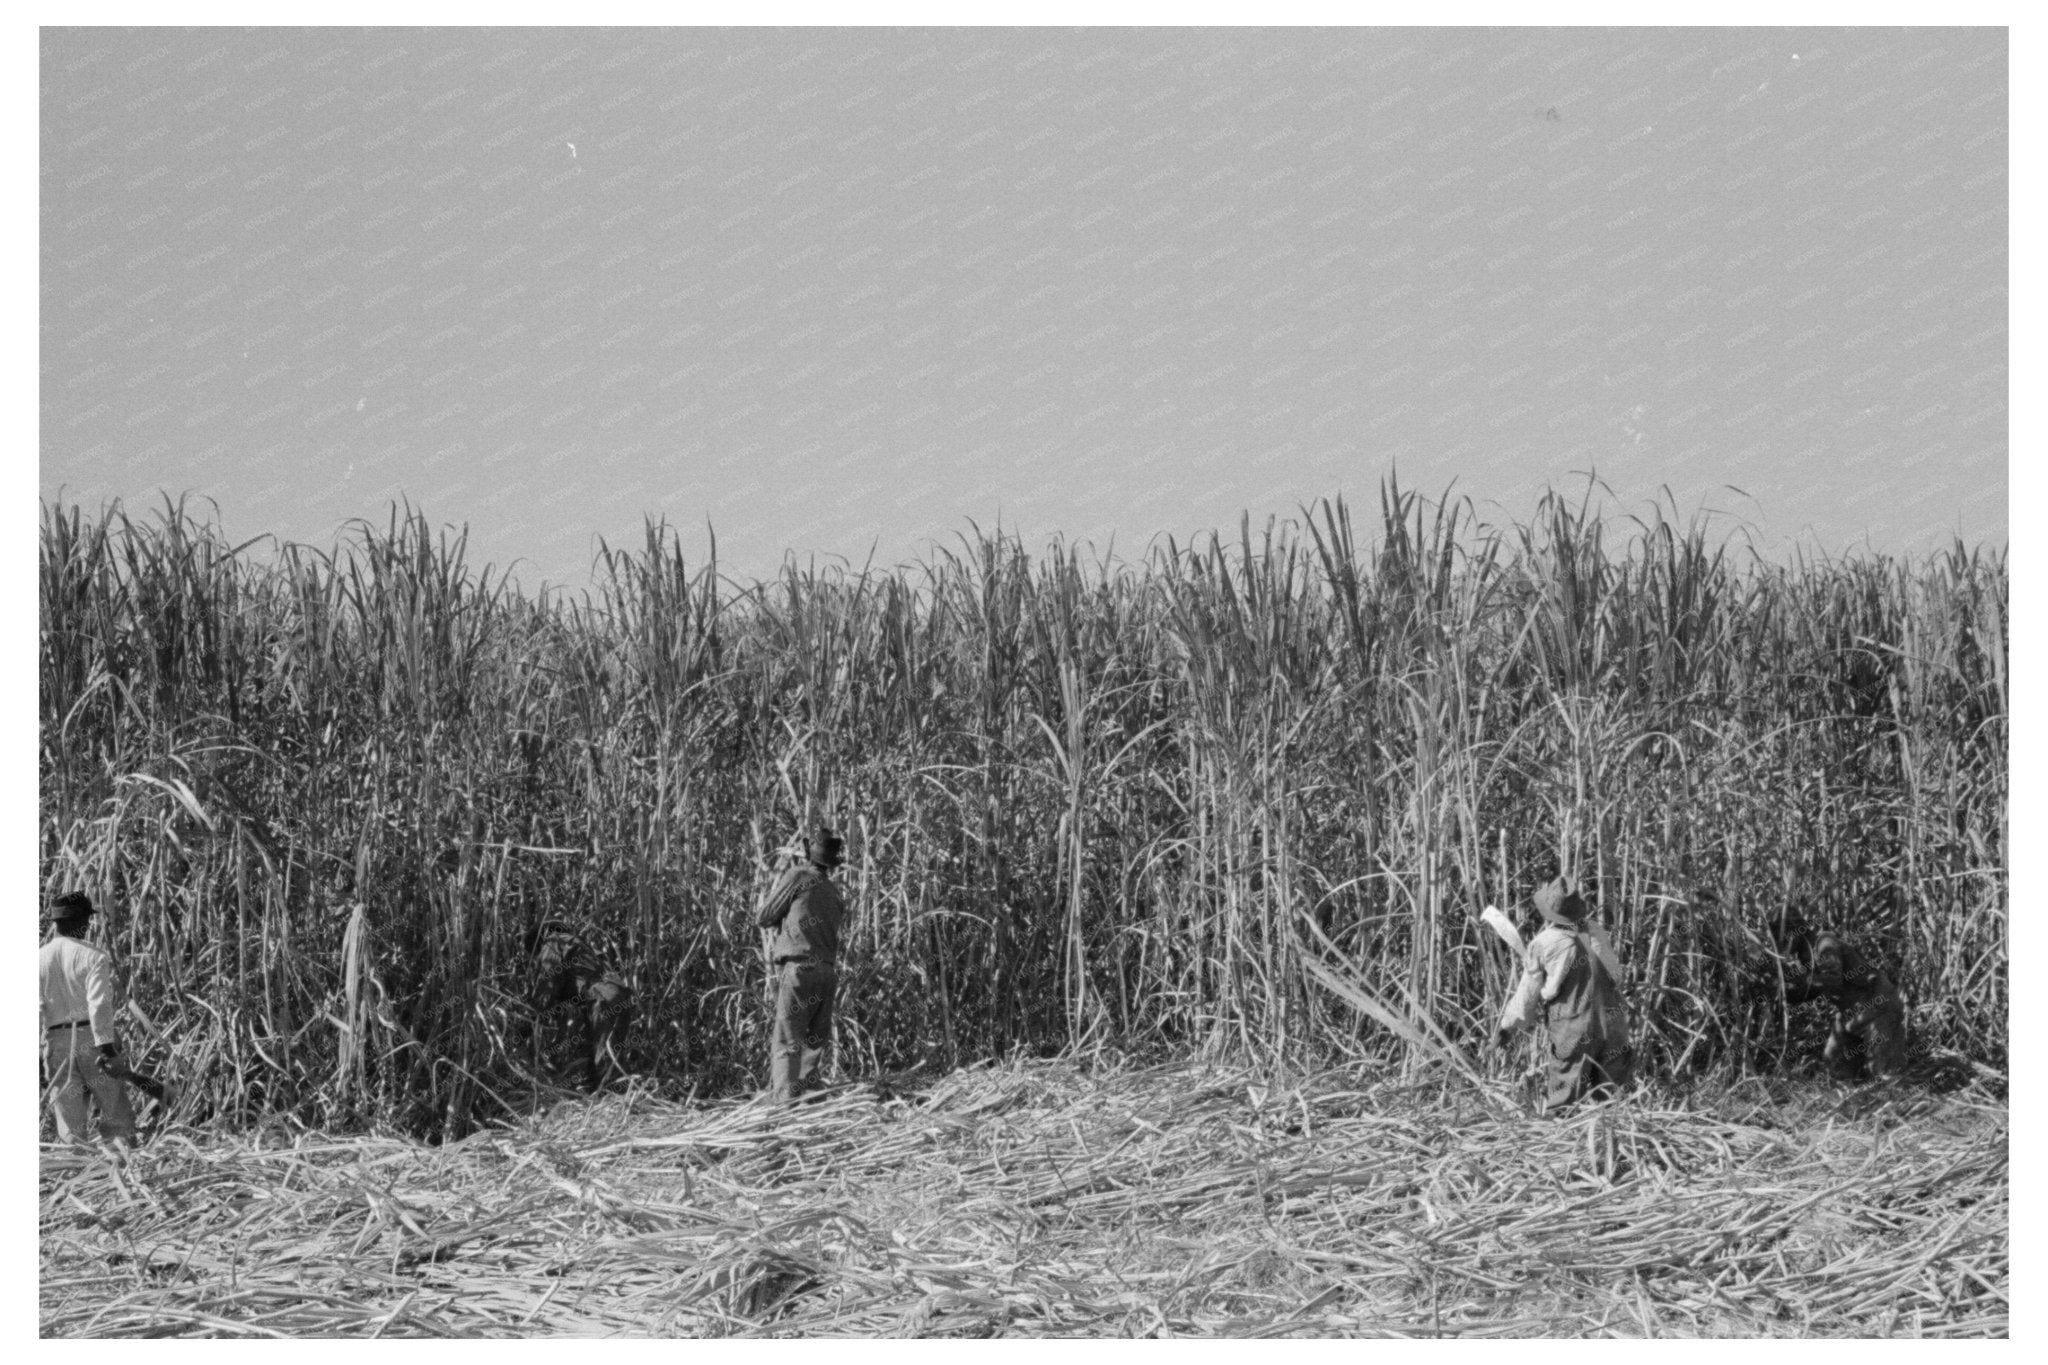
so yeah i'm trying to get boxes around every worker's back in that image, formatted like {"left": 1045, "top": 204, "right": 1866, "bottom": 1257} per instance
{"left": 40, "top": 935, "right": 113, "bottom": 1032}
{"left": 765, "top": 866, "right": 843, "bottom": 965}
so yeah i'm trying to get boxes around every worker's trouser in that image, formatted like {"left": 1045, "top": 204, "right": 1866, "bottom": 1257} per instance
{"left": 1542, "top": 1049, "right": 1632, "bottom": 1113}
{"left": 1826, "top": 990, "right": 1908, "bottom": 1080}
{"left": 770, "top": 961, "right": 837, "bottom": 1103}
{"left": 1539, "top": 1004, "right": 1633, "bottom": 1114}
{"left": 43, "top": 1026, "right": 137, "bottom": 1145}
{"left": 579, "top": 980, "right": 634, "bottom": 1090}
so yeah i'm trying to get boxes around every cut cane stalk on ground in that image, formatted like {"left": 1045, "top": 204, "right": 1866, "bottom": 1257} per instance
{"left": 39, "top": 1059, "right": 2007, "bottom": 1338}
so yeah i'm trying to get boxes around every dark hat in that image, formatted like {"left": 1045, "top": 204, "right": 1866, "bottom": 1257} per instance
{"left": 1773, "top": 905, "right": 1816, "bottom": 951}
{"left": 47, "top": 890, "right": 94, "bottom": 921}
{"left": 533, "top": 918, "right": 580, "bottom": 951}
{"left": 1533, "top": 878, "right": 1588, "bottom": 928}
{"left": 806, "top": 825, "right": 845, "bottom": 868}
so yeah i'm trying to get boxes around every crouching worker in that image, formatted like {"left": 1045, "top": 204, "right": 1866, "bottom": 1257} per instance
{"left": 1787, "top": 928, "right": 1906, "bottom": 1081}
{"left": 756, "top": 826, "right": 845, "bottom": 1103}
{"left": 39, "top": 890, "right": 139, "bottom": 1147}
{"left": 535, "top": 921, "right": 635, "bottom": 1090}
{"left": 1496, "top": 878, "right": 1633, "bottom": 1112}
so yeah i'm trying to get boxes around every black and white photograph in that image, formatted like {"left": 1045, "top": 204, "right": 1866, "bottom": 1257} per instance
{"left": 36, "top": 21, "right": 2009, "bottom": 1338}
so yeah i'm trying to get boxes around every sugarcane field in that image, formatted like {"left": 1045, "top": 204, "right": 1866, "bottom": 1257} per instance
{"left": 37, "top": 487, "right": 2008, "bottom": 1338}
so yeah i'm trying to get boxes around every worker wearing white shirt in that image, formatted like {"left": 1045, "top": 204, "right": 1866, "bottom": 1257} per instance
{"left": 1495, "top": 878, "right": 1633, "bottom": 1112}
{"left": 39, "top": 890, "right": 137, "bottom": 1145}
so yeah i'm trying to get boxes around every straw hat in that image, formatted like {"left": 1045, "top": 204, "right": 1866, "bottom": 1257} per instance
{"left": 1533, "top": 878, "right": 1588, "bottom": 928}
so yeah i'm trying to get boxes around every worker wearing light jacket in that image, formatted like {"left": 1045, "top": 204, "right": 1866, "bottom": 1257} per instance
{"left": 1496, "top": 878, "right": 1633, "bottom": 1111}
{"left": 39, "top": 890, "right": 139, "bottom": 1146}
{"left": 755, "top": 826, "right": 846, "bottom": 1103}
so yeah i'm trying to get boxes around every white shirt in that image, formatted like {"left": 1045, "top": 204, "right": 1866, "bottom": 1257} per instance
{"left": 1497, "top": 921, "right": 1629, "bottom": 1035}
{"left": 1499, "top": 924, "right": 1582, "bottom": 1031}
{"left": 39, "top": 934, "right": 119, "bottom": 1047}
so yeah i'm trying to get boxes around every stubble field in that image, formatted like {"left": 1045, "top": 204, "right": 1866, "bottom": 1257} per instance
{"left": 39, "top": 1057, "right": 2008, "bottom": 1339}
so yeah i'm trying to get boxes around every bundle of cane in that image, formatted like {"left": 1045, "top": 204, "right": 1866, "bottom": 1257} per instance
{"left": 1292, "top": 913, "right": 1514, "bottom": 1113}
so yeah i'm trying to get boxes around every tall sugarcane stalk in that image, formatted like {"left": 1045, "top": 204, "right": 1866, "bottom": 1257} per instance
{"left": 37, "top": 483, "right": 2007, "bottom": 1133}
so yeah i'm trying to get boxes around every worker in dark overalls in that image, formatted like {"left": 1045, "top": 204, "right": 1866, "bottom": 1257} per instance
{"left": 535, "top": 920, "right": 635, "bottom": 1090}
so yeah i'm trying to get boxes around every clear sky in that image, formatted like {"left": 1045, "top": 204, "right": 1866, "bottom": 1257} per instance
{"left": 40, "top": 26, "right": 2007, "bottom": 589}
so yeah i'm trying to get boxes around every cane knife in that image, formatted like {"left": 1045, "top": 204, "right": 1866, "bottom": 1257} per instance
{"left": 1479, "top": 904, "right": 1526, "bottom": 957}
{"left": 103, "top": 1055, "right": 171, "bottom": 1105}
{"left": 1482, "top": 903, "right": 1622, "bottom": 980}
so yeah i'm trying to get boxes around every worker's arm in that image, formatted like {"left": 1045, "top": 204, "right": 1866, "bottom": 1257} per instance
{"left": 1498, "top": 943, "right": 1545, "bottom": 1035}
{"left": 756, "top": 866, "right": 803, "bottom": 929}
{"left": 85, "top": 950, "right": 121, "bottom": 1052}
{"left": 1781, "top": 970, "right": 1821, "bottom": 1004}
{"left": 1839, "top": 981, "right": 1896, "bottom": 1034}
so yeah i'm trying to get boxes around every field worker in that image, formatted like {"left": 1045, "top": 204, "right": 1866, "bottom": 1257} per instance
{"left": 1495, "top": 878, "right": 1632, "bottom": 1112}
{"left": 756, "top": 825, "right": 846, "bottom": 1103}
{"left": 1786, "top": 929, "right": 1907, "bottom": 1081}
{"left": 535, "top": 920, "right": 635, "bottom": 1090}
{"left": 39, "top": 890, "right": 139, "bottom": 1146}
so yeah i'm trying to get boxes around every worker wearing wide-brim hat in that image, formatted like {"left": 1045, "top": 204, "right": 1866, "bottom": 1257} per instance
{"left": 38, "top": 890, "right": 139, "bottom": 1146}
{"left": 755, "top": 825, "right": 846, "bottom": 1103}
{"left": 1495, "top": 877, "right": 1633, "bottom": 1111}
